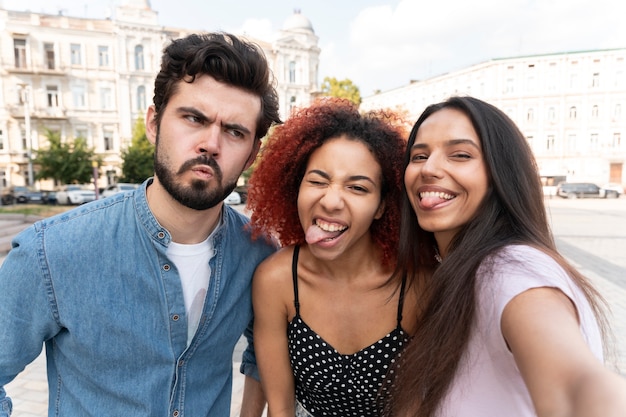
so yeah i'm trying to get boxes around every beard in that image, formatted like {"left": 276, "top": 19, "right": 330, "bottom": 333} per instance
{"left": 153, "top": 134, "right": 238, "bottom": 211}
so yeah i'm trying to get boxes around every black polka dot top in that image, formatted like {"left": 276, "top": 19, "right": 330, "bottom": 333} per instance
{"left": 288, "top": 246, "right": 410, "bottom": 416}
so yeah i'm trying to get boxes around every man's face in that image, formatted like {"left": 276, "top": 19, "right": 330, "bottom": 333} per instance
{"left": 146, "top": 75, "right": 261, "bottom": 210}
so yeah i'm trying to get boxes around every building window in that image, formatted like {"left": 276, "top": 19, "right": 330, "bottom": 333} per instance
{"left": 75, "top": 129, "right": 88, "bottom": 140}
{"left": 592, "top": 72, "right": 600, "bottom": 88}
{"left": 591, "top": 105, "right": 599, "bottom": 118}
{"left": 100, "top": 87, "right": 113, "bottom": 109}
{"left": 546, "top": 135, "right": 555, "bottom": 152}
{"left": 589, "top": 133, "right": 599, "bottom": 151}
{"left": 98, "top": 45, "right": 109, "bottom": 67}
{"left": 46, "top": 85, "right": 59, "bottom": 107}
{"left": 44, "top": 43, "right": 55, "bottom": 70}
{"left": 14, "top": 38, "right": 27, "bottom": 68}
{"left": 569, "top": 106, "right": 577, "bottom": 119}
{"left": 505, "top": 78, "right": 514, "bottom": 93}
{"left": 527, "top": 108, "right": 534, "bottom": 121}
{"left": 73, "top": 86, "right": 86, "bottom": 108}
{"left": 613, "top": 133, "right": 622, "bottom": 149}
{"left": 134, "top": 45, "right": 144, "bottom": 70}
{"left": 289, "top": 61, "right": 296, "bottom": 83}
{"left": 71, "top": 43, "right": 82, "bottom": 65}
{"left": 566, "top": 134, "right": 577, "bottom": 153}
{"left": 21, "top": 129, "right": 27, "bottom": 150}
{"left": 0, "top": 129, "right": 4, "bottom": 150}
{"left": 526, "top": 76, "right": 535, "bottom": 92}
{"left": 137, "top": 86, "right": 146, "bottom": 110}
{"left": 289, "top": 96, "right": 296, "bottom": 112}
{"left": 547, "top": 107, "right": 556, "bottom": 121}
{"left": 103, "top": 131, "right": 114, "bottom": 151}
{"left": 569, "top": 73, "right": 578, "bottom": 89}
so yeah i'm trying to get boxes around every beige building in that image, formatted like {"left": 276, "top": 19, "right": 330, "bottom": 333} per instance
{"left": 361, "top": 48, "right": 626, "bottom": 189}
{"left": 0, "top": 1, "right": 320, "bottom": 191}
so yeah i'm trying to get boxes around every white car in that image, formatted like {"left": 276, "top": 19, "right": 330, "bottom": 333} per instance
{"left": 224, "top": 191, "right": 241, "bottom": 205}
{"left": 56, "top": 185, "right": 97, "bottom": 205}
{"left": 600, "top": 183, "right": 623, "bottom": 198}
{"left": 101, "top": 183, "right": 140, "bottom": 198}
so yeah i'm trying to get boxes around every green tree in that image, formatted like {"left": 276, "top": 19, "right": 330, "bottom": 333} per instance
{"left": 120, "top": 118, "right": 154, "bottom": 183}
{"left": 35, "top": 129, "right": 99, "bottom": 185}
{"left": 320, "top": 76, "right": 362, "bottom": 106}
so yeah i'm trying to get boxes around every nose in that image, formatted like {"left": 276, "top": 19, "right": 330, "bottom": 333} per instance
{"left": 319, "top": 185, "right": 345, "bottom": 211}
{"left": 420, "top": 152, "right": 443, "bottom": 179}
{"left": 197, "top": 125, "right": 220, "bottom": 157}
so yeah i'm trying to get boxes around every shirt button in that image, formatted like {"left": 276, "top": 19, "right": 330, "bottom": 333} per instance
{"left": 163, "top": 264, "right": 171, "bottom": 271}
{"left": 173, "top": 410, "right": 179, "bottom": 417}
{"left": 172, "top": 314, "right": 180, "bottom": 321}
{"left": 158, "top": 231, "right": 166, "bottom": 239}
{"left": 178, "top": 359, "right": 184, "bottom": 367}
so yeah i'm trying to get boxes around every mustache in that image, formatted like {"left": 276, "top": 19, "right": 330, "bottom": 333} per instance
{"left": 177, "top": 155, "right": 221, "bottom": 177}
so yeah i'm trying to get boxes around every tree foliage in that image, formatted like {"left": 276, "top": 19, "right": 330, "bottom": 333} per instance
{"left": 34, "top": 129, "right": 99, "bottom": 185}
{"left": 320, "top": 77, "right": 362, "bottom": 106}
{"left": 120, "top": 118, "right": 154, "bottom": 183}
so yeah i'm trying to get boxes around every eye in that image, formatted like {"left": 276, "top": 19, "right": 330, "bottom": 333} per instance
{"left": 226, "top": 128, "right": 244, "bottom": 138}
{"left": 306, "top": 178, "right": 326, "bottom": 186}
{"left": 348, "top": 184, "right": 368, "bottom": 193}
{"left": 410, "top": 152, "right": 428, "bottom": 162}
{"left": 451, "top": 152, "right": 471, "bottom": 159}
{"left": 184, "top": 114, "right": 202, "bottom": 124}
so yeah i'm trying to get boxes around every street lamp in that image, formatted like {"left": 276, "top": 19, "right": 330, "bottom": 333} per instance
{"left": 92, "top": 160, "right": 100, "bottom": 200}
{"left": 18, "top": 83, "right": 34, "bottom": 186}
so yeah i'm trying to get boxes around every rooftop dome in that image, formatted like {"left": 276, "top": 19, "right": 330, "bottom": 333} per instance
{"left": 282, "top": 9, "right": 314, "bottom": 33}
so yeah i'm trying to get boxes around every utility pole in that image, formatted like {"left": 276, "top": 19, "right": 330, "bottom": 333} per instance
{"left": 18, "top": 83, "right": 34, "bottom": 186}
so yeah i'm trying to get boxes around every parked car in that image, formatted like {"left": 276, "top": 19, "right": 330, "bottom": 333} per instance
{"left": 41, "top": 190, "right": 58, "bottom": 205}
{"left": 234, "top": 185, "right": 249, "bottom": 204}
{"left": 601, "top": 183, "right": 623, "bottom": 198}
{"left": 556, "top": 182, "right": 619, "bottom": 199}
{"left": 224, "top": 191, "right": 242, "bottom": 205}
{"left": 1, "top": 186, "right": 44, "bottom": 204}
{"left": 101, "top": 183, "right": 140, "bottom": 198}
{"left": 55, "top": 185, "right": 97, "bottom": 205}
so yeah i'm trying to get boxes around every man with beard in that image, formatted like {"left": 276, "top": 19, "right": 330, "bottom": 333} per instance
{"left": 0, "top": 32, "right": 281, "bottom": 417}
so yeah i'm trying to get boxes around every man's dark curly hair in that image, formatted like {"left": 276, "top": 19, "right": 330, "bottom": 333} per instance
{"left": 152, "top": 32, "right": 281, "bottom": 139}
{"left": 247, "top": 97, "right": 407, "bottom": 266}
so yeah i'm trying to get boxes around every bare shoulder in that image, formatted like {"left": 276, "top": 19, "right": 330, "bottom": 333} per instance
{"left": 254, "top": 245, "right": 296, "bottom": 285}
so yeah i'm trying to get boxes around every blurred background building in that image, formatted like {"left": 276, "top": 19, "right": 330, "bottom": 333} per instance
{"left": 361, "top": 48, "right": 626, "bottom": 188}
{"left": 0, "top": 0, "right": 320, "bottom": 190}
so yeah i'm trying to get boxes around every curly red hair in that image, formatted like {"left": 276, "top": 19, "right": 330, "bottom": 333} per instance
{"left": 247, "top": 97, "right": 407, "bottom": 266}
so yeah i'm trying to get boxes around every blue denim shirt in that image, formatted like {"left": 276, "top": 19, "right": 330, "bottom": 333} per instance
{"left": 0, "top": 179, "right": 276, "bottom": 417}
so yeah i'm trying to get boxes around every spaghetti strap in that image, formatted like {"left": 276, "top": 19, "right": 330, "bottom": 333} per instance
{"left": 292, "top": 245, "right": 301, "bottom": 315}
{"left": 396, "top": 274, "right": 407, "bottom": 326}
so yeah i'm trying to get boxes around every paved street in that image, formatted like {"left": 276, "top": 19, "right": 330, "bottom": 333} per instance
{"left": 1, "top": 197, "right": 625, "bottom": 415}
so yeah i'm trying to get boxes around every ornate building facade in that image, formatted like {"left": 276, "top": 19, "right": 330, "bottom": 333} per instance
{"left": 0, "top": 1, "right": 320, "bottom": 190}
{"left": 361, "top": 48, "right": 626, "bottom": 188}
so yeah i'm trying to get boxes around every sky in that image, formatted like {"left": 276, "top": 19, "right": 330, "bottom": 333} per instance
{"left": 5, "top": 0, "right": 626, "bottom": 96}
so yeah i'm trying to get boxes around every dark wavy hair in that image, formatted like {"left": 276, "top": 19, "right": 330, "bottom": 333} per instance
{"left": 152, "top": 32, "right": 281, "bottom": 140}
{"left": 247, "top": 97, "right": 407, "bottom": 267}
{"left": 390, "top": 96, "right": 608, "bottom": 416}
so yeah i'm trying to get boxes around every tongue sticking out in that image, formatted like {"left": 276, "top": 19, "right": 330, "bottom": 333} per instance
{"left": 421, "top": 195, "right": 451, "bottom": 209}
{"left": 305, "top": 224, "right": 343, "bottom": 245}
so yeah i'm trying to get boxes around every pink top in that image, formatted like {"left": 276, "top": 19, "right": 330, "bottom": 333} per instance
{"left": 438, "top": 245, "right": 603, "bottom": 417}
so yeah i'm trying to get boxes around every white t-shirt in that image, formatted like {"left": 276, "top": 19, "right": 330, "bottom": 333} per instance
{"left": 438, "top": 245, "right": 603, "bottom": 417}
{"left": 167, "top": 235, "right": 216, "bottom": 346}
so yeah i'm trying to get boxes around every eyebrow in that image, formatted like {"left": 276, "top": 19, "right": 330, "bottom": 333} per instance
{"left": 412, "top": 138, "right": 481, "bottom": 150}
{"left": 176, "top": 106, "right": 252, "bottom": 135}
{"left": 307, "top": 169, "right": 377, "bottom": 185}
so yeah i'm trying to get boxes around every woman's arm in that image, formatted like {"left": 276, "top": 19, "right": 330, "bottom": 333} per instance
{"left": 252, "top": 253, "right": 296, "bottom": 417}
{"left": 502, "top": 287, "right": 626, "bottom": 417}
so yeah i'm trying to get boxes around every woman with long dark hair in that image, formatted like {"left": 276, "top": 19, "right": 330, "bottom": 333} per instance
{"left": 390, "top": 96, "right": 626, "bottom": 417}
